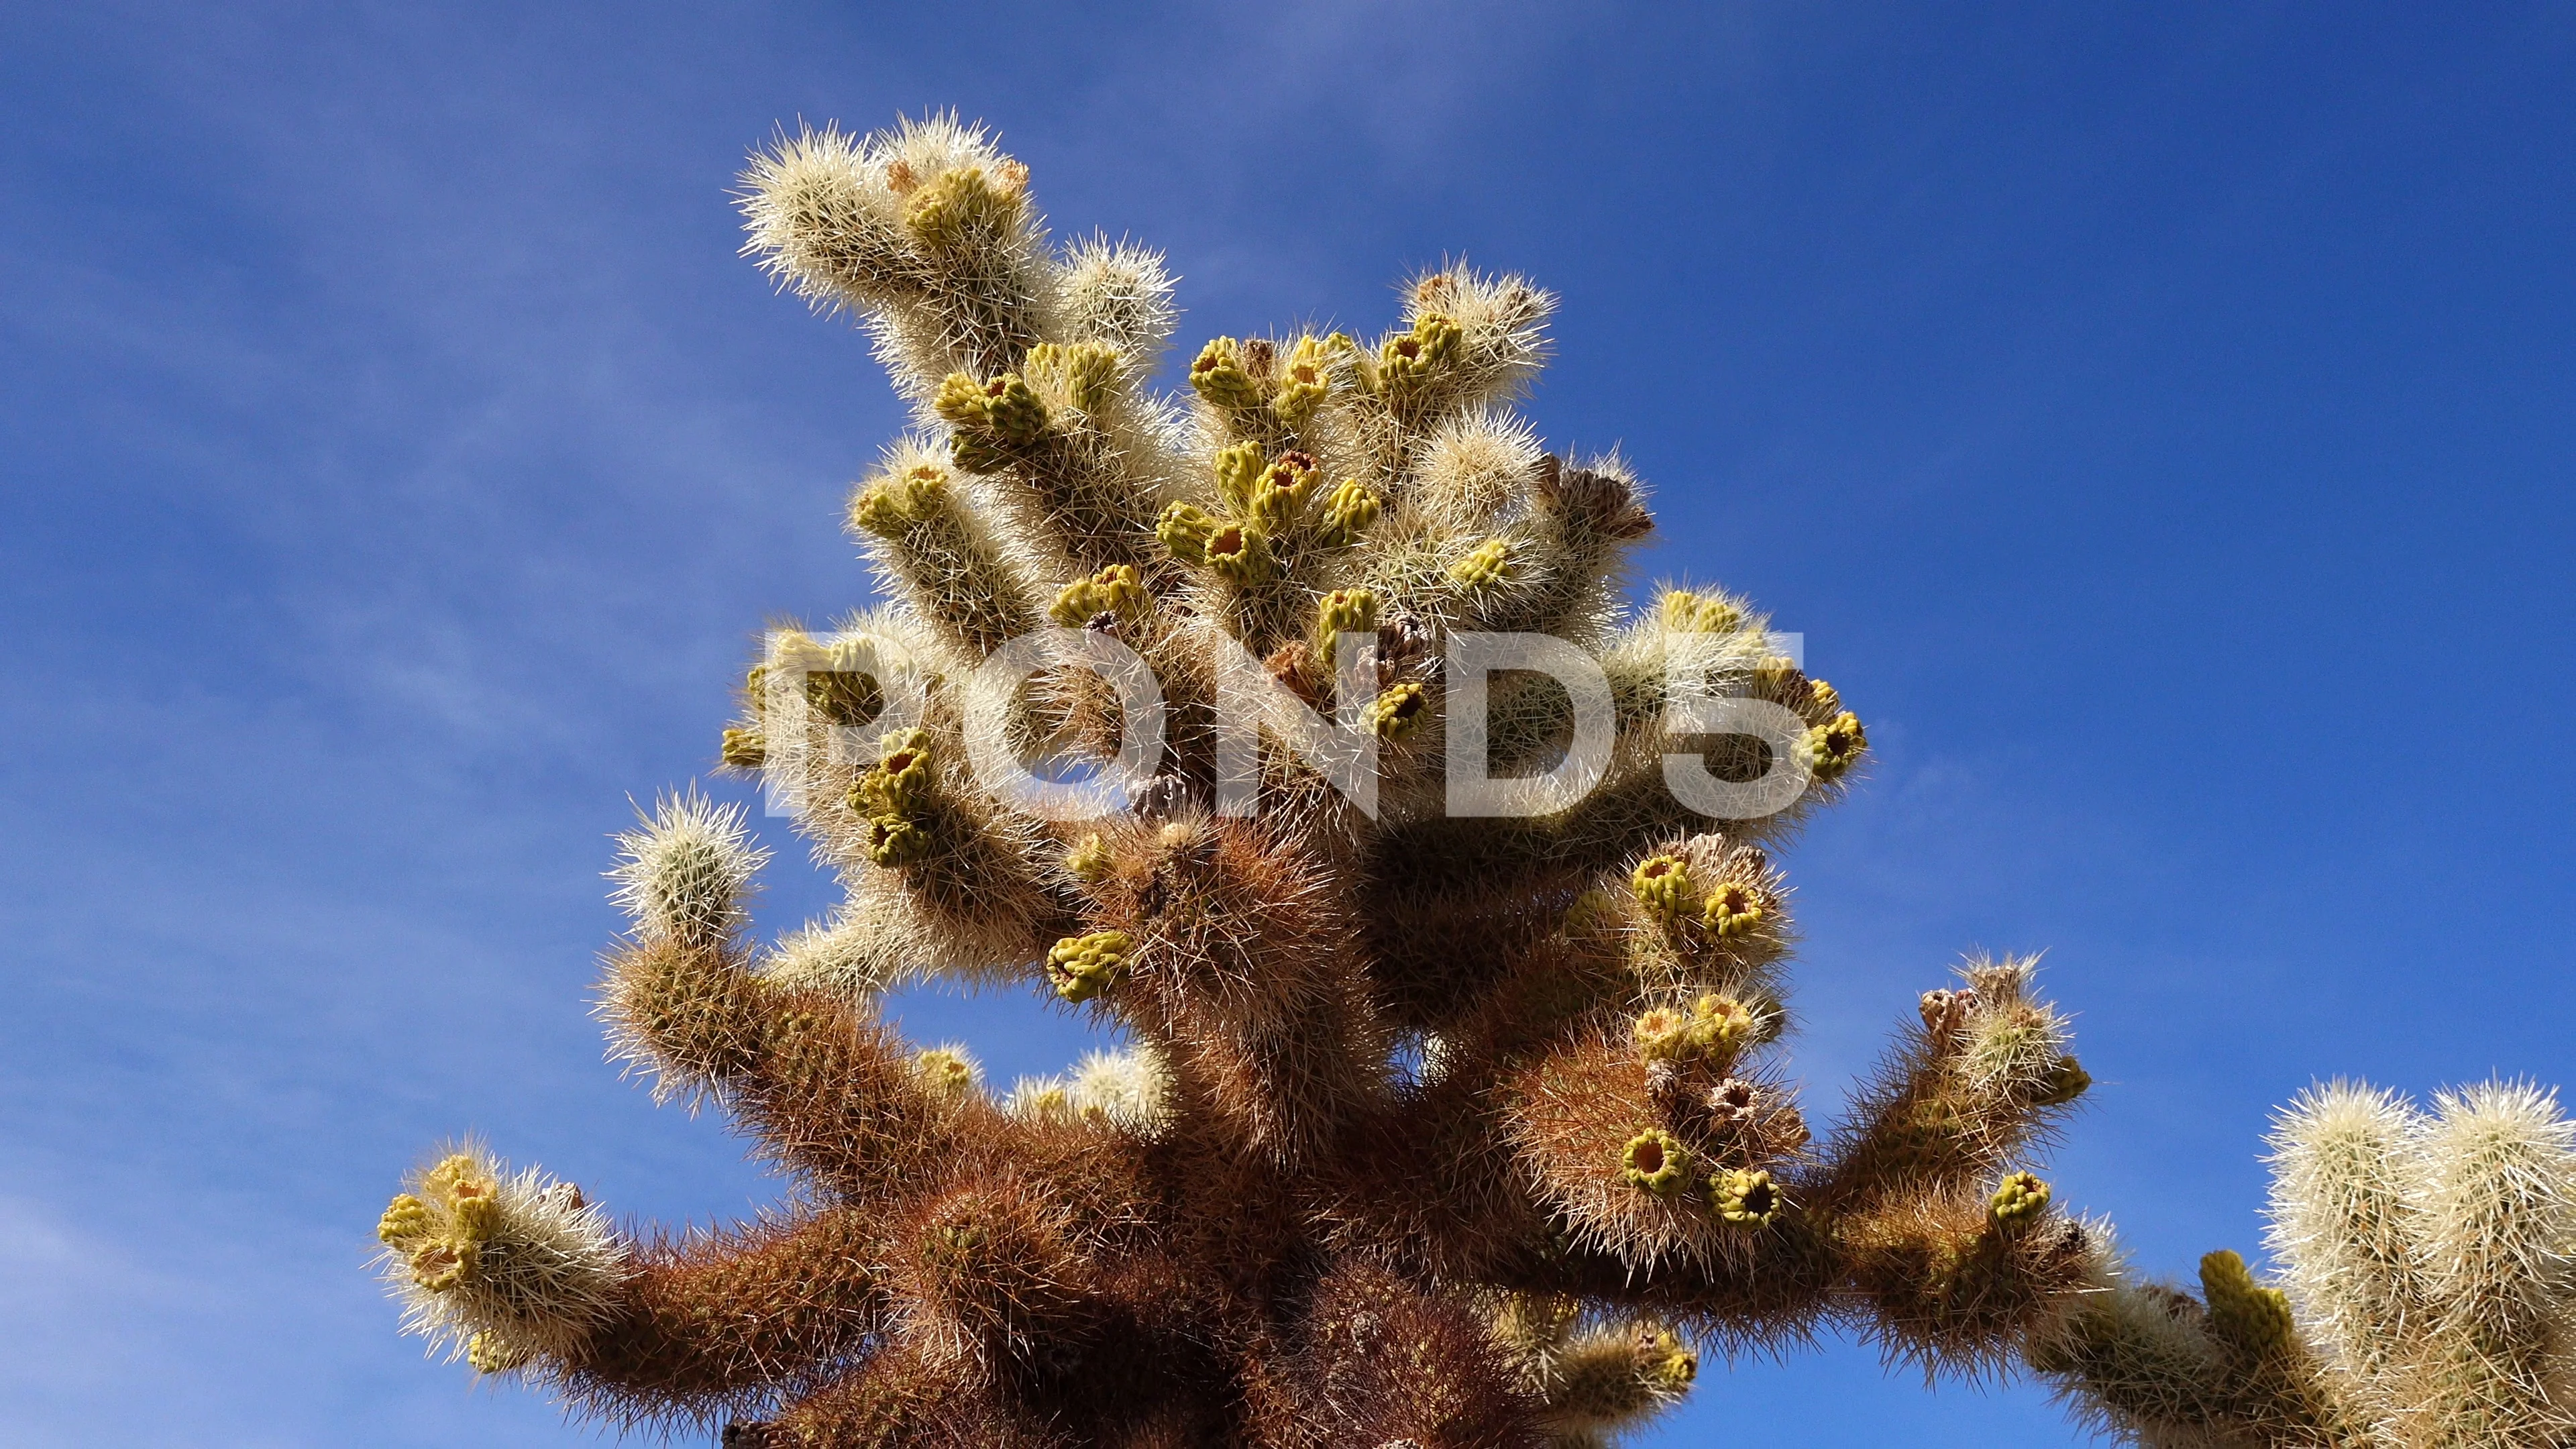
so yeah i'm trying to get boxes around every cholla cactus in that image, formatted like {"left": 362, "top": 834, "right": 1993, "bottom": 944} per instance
{"left": 2035, "top": 1078, "right": 2576, "bottom": 1448}
{"left": 372, "top": 115, "right": 2108, "bottom": 1446}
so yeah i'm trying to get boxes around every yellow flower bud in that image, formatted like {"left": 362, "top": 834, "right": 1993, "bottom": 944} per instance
{"left": 1249, "top": 451, "right": 1320, "bottom": 530}
{"left": 466, "top": 1330, "right": 527, "bottom": 1375}
{"left": 978, "top": 372, "right": 1047, "bottom": 445}
{"left": 1702, "top": 880, "right": 1765, "bottom": 938}
{"left": 932, "top": 371, "right": 989, "bottom": 428}
{"left": 1313, "top": 587, "right": 1381, "bottom": 659}
{"left": 1990, "top": 1171, "right": 2051, "bottom": 1224}
{"left": 719, "top": 728, "right": 766, "bottom": 770}
{"left": 1049, "top": 563, "right": 1152, "bottom": 627}
{"left": 1201, "top": 520, "right": 1274, "bottom": 586}
{"left": 1712, "top": 1168, "right": 1780, "bottom": 1226}
{"left": 1686, "top": 994, "right": 1756, "bottom": 1058}
{"left": 1155, "top": 502, "right": 1219, "bottom": 564}
{"left": 863, "top": 814, "right": 932, "bottom": 867}
{"left": 913, "top": 1047, "right": 979, "bottom": 1099}
{"left": 903, "top": 164, "right": 1022, "bottom": 249}
{"left": 1447, "top": 537, "right": 1514, "bottom": 592}
{"left": 2027, "top": 1055, "right": 2092, "bottom": 1108}
{"left": 1629, "top": 855, "right": 1696, "bottom": 920}
{"left": 1799, "top": 711, "right": 1868, "bottom": 782}
{"left": 1660, "top": 589, "right": 1742, "bottom": 634}
{"left": 1271, "top": 334, "right": 1332, "bottom": 427}
{"left": 1633, "top": 1007, "right": 1694, "bottom": 1063}
{"left": 1063, "top": 833, "right": 1112, "bottom": 882}
{"left": 1365, "top": 682, "right": 1428, "bottom": 741}
{"left": 377, "top": 1193, "right": 432, "bottom": 1246}
{"left": 1045, "top": 930, "right": 1132, "bottom": 1004}
{"left": 1315, "top": 478, "right": 1382, "bottom": 547}
{"left": 1189, "top": 336, "right": 1263, "bottom": 410}
{"left": 1621, "top": 1128, "right": 1692, "bottom": 1195}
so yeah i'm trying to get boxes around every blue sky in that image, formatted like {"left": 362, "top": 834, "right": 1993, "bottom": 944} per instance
{"left": 3, "top": 3, "right": 2571, "bottom": 1443}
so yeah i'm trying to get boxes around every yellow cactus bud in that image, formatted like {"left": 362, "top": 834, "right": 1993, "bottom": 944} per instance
{"left": 1049, "top": 563, "right": 1152, "bottom": 627}
{"left": 1156, "top": 501, "right": 1219, "bottom": 564}
{"left": 1315, "top": 478, "right": 1382, "bottom": 547}
{"left": 1447, "top": 537, "right": 1515, "bottom": 592}
{"left": 2200, "top": 1250, "right": 2298, "bottom": 1358}
{"left": 719, "top": 727, "right": 767, "bottom": 770}
{"left": 1189, "top": 336, "right": 1263, "bottom": 409}
{"left": 1201, "top": 520, "right": 1274, "bottom": 586}
{"left": 852, "top": 729, "right": 936, "bottom": 816}
{"left": 1064, "top": 833, "right": 1112, "bottom": 882}
{"left": 863, "top": 814, "right": 932, "bottom": 867}
{"left": 466, "top": 1330, "right": 527, "bottom": 1375}
{"left": 1660, "top": 589, "right": 1742, "bottom": 634}
{"left": 1377, "top": 312, "right": 1462, "bottom": 394}
{"left": 2028, "top": 1055, "right": 2092, "bottom": 1108}
{"left": 932, "top": 371, "right": 989, "bottom": 427}
{"left": 913, "top": 1047, "right": 979, "bottom": 1099}
{"left": 1633, "top": 1006, "right": 1694, "bottom": 1063}
{"left": 904, "top": 164, "right": 1021, "bottom": 248}
{"left": 409, "top": 1238, "right": 476, "bottom": 1292}
{"left": 1686, "top": 994, "right": 1756, "bottom": 1058}
{"left": 1621, "top": 1128, "right": 1692, "bottom": 1195}
{"left": 1799, "top": 710, "right": 1868, "bottom": 782}
{"left": 1712, "top": 1168, "right": 1780, "bottom": 1226}
{"left": 1990, "top": 1171, "right": 2051, "bottom": 1224}
{"left": 1313, "top": 587, "right": 1381, "bottom": 659}
{"left": 377, "top": 1193, "right": 432, "bottom": 1246}
{"left": 1059, "top": 340, "right": 1121, "bottom": 414}
{"left": 1629, "top": 855, "right": 1697, "bottom": 920}
{"left": 1271, "top": 334, "right": 1332, "bottom": 426}
{"left": 1365, "top": 682, "right": 1428, "bottom": 741}
{"left": 978, "top": 372, "right": 1046, "bottom": 445}
{"left": 1648, "top": 1330, "right": 1699, "bottom": 1389}
{"left": 1702, "top": 880, "right": 1765, "bottom": 938}
{"left": 1210, "top": 441, "right": 1266, "bottom": 513}
{"left": 1807, "top": 678, "right": 1842, "bottom": 718}
{"left": 1045, "top": 930, "right": 1132, "bottom": 1004}
{"left": 1249, "top": 451, "right": 1320, "bottom": 529}
{"left": 449, "top": 1189, "right": 501, "bottom": 1245}
{"left": 421, "top": 1153, "right": 480, "bottom": 1204}
{"left": 849, "top": 463, "right": 947, "bottom": 539}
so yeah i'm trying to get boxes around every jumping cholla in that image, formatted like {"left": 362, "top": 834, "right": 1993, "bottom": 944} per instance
{"left": 2035, "top": 1079, "right": 2576, "bottom": 1448}
{"left": 372, "top": 115, "right": 2123, "bottom": 1446}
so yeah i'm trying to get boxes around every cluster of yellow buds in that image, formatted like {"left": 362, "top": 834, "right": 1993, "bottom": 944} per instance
{"left": 912, "top": 1046, "right": 981, "bottom": 1101}
{"left": 1633, "top": 994, "right": 1760, "bottom": 1066}
{"left": 1160, "top": 443, "right": 1382, "bottom": 589}
{"left": 1312, "top": 587, "right": 1381, "bottom": 661}
{"left": 1620, "top": 1128, "right": 1693, "bottom": 1195}
{"left": 377, "top": 1153, "right": 502, "bottom": 1294}
{"left": 1025, "top": 339, "right": 1121, "bottom": 414}
{"left": 1711, "top": 1168, "right": 1780, "bottom": 1226}
{"left": 849, "top": 462, "right": 952, "bottom": 539}
{"left": 898, "top": 162, "right": 1029, "bottom": 250}
{"left": 1988, "top": 1171, "right": 2052, "bottom": 1226}
{"left": 1629, "top": 855, "right": 1695, "bottom": 920}
{"left": 1372, "top": 312, "right": 1462, "bottom": 398}
{"left": 1364, "top": 681, "right": 1427, "bottom": 741}
{"left": 1446, "top": 537, "right": 1515, "bottom": 592}
{"left": 1049, "top": 563, "right": 1151, "bottom": 628}
{"left": 1799, "top": 710, "right": 1868, "bottom": 782}
{"left": 1045, "top": 930, "right": 1132, "bottom": 1004}
{"left": 849, "top": 729, "right": 938, "bottom": 867}
{"left": 1188, "top": 333, "right": 1352, "bottom": 430}
{"left": 1661, "top": 589, "right": 1743, "bottom": 634}
{"left": 934, "top": 370, "right": 1049, "bottom": 472}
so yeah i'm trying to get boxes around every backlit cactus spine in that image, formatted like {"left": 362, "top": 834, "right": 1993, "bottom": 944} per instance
{"left": 370, "top": 114, "right": 2111, "bottom": 1448}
